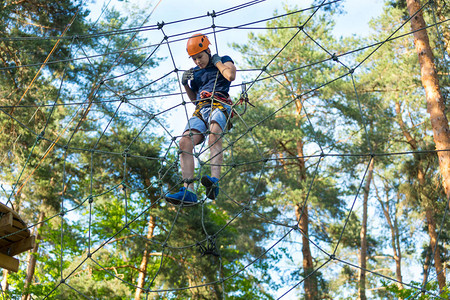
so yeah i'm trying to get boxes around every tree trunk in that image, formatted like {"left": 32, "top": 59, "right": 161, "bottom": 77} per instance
{"left": 406, "top": 0, "right": 450, "bottom": 200}
{"left": 422, "top": 248, "right": 431, "bottom": 293}
{"left": 374, "top": 182, "right": 404, "bottom": 291}
{"left": 1, "top": 269, "right": 9, "bottom": 292}
{"left": 294, "top": 137, "right": 318, "bottom": 300}
{"left": 425, "top": 207, "right": 446, "bottom": 290}
{"left": 21, "top": 211, "right": 45, "bottom": 300}
{"left": 358, "top": 159, "right": 374, "bottom": 300}
{"left": 418, "top": 165, "right": 446, "bottom": 291}
{"left": 296, "top": 203, "right": 317, "bottom": 300}
{"left": 134, "top": 214, "right": 156, "bottom": 299}
{"left": 393, "top": 192, "right": 403, "bottom": 289}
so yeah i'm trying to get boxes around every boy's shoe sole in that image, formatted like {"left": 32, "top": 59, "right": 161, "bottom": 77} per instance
{"left": 201, "top": 175, "right": 219, "bottom": 200}
{"left": 165, "top": 187, "right": 197, "bottom": 206}
{"left": 165, "top": 197, "right": 197, "bottom": 206}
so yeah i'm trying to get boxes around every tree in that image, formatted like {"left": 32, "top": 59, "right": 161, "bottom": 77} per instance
{"left": 0, "top": 0, "right": 89, "bottom": 296}
{"left": 362, "top": 1, "right": 450, "bottom": 295}
{"left": 308, "top": 2, "right": 449, "bottom": 297}
{"left": 405, "top": 0, "right": 450, "bottom": 206}
{"left": 232, "top": 7, "right": 345, "bottom": 299}
{"left": 0, "top": 1, "right": 171, "bottom": 298}
{"left": 336, "top": 3, "right": 450, "bottom": 297}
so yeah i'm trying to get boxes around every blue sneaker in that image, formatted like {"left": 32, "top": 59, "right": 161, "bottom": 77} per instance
{"left": 201, "top": 175, "right": 219, "bottom": 200}
{"left": 165, "top": 187, "right": 197, "bottom": 205}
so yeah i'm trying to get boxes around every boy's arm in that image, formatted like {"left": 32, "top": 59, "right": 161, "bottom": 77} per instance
{"left": 183, "top": 84, "right": 197, "bottom": 102}
{"left": 211, "top": 55, "right": 236, "bottom": 82}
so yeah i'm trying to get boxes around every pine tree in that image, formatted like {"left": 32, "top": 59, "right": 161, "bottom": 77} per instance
{"left": 231, "top": 8, "right": 346, "bottom": 299}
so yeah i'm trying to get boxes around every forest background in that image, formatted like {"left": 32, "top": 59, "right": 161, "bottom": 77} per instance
{"left": 0, "top": 0, "right": 449, "bottom": 299}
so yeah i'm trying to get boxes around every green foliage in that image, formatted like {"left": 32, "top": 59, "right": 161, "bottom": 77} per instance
{"left": 229, "top": 5, "right": 349, "bottom": 299}
{"left": 232, "top": 1, "right": 448, "bottom": 299}
{"left": 0, "top": 0, "right": 172, "bottom": 299}
{"left": 384, "top": 280, "right": 450, "bottom": 299}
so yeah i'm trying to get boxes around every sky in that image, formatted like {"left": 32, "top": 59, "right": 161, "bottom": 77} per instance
{"left": 92, "top": 0, "right": 386, "bottom": 70}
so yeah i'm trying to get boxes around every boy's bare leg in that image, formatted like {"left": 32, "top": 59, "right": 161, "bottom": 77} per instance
{"left": 209, "top": 122, "right": 223, "bottom": 179}
{"left": 179, "top": 131, "right": 202, "bottom": 190}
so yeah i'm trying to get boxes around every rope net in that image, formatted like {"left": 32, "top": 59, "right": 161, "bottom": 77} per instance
{"left": 1, "top": 0, "right": 449, "bottom": 299}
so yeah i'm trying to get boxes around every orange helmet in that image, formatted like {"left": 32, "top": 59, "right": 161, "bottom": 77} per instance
{"left": 186, "top": 33, "right": 210, "bottom": 56}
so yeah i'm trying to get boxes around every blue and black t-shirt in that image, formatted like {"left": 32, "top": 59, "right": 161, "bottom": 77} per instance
{"left": 190, "top": 55, "right": 234, "bottom": 99}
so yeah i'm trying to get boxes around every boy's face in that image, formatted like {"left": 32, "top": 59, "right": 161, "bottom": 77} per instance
{"left": 191, "top": 50, "right": 210, "bottom": 69}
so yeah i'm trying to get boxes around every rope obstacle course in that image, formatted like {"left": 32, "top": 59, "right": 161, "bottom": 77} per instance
{"left": 0, "top": 0, "right": 449, "bottom": 298}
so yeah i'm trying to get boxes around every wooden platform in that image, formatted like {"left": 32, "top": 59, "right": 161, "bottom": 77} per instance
{"left": 0, "top": 203, "right": 35, "bottom": 272}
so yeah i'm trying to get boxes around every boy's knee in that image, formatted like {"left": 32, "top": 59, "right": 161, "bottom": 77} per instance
{"left": 180, "top": 130, "right": 203, "bottom": 151}
{"left": 179, "top": 136, "right": 194, "bottom": 151}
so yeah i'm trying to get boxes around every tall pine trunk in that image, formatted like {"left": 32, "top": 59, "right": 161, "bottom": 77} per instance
{"left": 418, "top": 163, "right": 446, "bottom": 291}
{"left": 393, "top": 192, "right": 404, "bottom": 289}
{"left": 375, "top": 183, "right": 404, "bottom": 291}
{"left": 424, "top": 207, "right": 446, "bottom": 290}
{"left": 296, "top": 203, "right": 317, "bottom": 300}
{"left": 358, "top": 159, "right": 374, "bottom": 300}
{"left": 405, "top": 10, "right": 450, "bottom": 288}
{"left": 406, "top": 0, "right": 450, "bottom": 200}
{"left": 294, "top": 137, "right": 318, "bottom": 299}
{"left": 134, "top": 214, "right": 156, "bottom": 299}
{"left": 422, "top": 250, "right": 431, "bottom": 292}
{"left": 21, "top": 211, "right": 45, "bottom": 300}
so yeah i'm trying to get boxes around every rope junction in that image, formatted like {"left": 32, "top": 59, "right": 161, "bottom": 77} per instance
{"left": 0, "top": 0, "right": 449, "bottom": 299}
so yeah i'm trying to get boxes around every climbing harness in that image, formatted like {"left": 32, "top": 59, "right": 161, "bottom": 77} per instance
{"left": 192, "top": 90, "right": 234, "bottom": 130}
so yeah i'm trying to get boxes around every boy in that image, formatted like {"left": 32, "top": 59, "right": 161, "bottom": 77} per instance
{"left": 166, "top": 33, "right": 236, "bottom": 204}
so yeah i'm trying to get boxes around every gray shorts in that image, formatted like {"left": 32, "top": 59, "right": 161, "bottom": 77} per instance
{"left": 184, "top": 105, "right": 231, "bottom": 141}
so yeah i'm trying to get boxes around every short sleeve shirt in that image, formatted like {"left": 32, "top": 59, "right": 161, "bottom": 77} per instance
{"left": 190, "top": 55, "right": 234, "bottom": 99}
